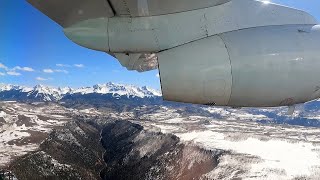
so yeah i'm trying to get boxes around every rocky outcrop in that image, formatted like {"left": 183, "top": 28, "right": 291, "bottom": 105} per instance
{"left": 10, "top": 120, "right": 105, "bottom": 180}
{"left": 101, "top": 121, "right": 224, "bottom": 180}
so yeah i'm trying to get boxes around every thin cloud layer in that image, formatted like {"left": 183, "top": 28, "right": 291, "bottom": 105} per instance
{"left": 1, "top": 62, "right": 85, "bottom": 83}
{"left": 74, "top": 64, "right": 84, "bottom": 68}
{"left": 36, "top": 77, "right": 49, "bottom": 81}
{"left": 0, "top": 63, "right": 35, "bottom": 77}
{"left": 56, "top": 64, "right": 71, "bottom": 67}
{"left": 43, "top": 69, "right": 54, "bottom": 73}
{"left": 7, "top": 71, "right": 21, "bottom": 76}
{"left": 43, "top": 69, "right": 68, "bottom": 74}
{"left": 55, "top": 69, "right": 69, "bottom": 74}
{"left": 0, "top": 63, "right": 8, "bottom": 70}
{"left": 56, "top": 63, "right": 85, "bottom": 68}
{"left": 13, "top": 66, "right": 35, "bottom": 72}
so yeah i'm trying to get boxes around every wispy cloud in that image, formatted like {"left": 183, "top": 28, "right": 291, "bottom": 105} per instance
{"left": 36, "top": 77, "right": 49, "bottom": 81}
{"left": 0, "top": 63, "right": 35, "bottom": 74}
{"left": 43, "top": 69, "right": 54, "bottom": 73}
{"left": 7, "top": 71, "right": 21, "bottom": 76}
{"left": 0, "top": 72, "right": 5, "bottom": 76}
{"left": 56, "top": 64, "right": 71, "bottom": 67}
{"left": 55, "top": 69, "right": 69, "bottom": 74}
{"left": 0, "top": 63, "right": 8, "bottom": 70}
{"left": 56, "top": 63, "right": 85, "bottom": 68}
{"left": 43, "top": 68, "right": 68, "bottom": 74}
{"left": 74, "top": 64, "right": 84, "bottom": 68}
{"left": 13, "top": 66, "right": 35, "bottom": 72}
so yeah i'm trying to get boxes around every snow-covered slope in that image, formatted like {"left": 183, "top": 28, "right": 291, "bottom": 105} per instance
{"left": 134, "top": 106, "right": 320, "bottom": 180}
{"left": 0, "top": 101, "right": 72, "bottom": 167}
{"left": 0, "top": 83, "right": 161, "bottom": 102}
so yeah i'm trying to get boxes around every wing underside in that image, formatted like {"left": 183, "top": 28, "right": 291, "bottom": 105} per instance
{"left": 27, "top": 0, "right": 231, "bottom": 27}
{"left": 108, "top": 0, "right": 230, "bottom": 17}
{"left": 27, "top": 0, "right": 114, "bottom": 27}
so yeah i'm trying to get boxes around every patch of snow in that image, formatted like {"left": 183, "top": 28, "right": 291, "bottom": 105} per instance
{"left": 178, "top": 130, "right": 320, "bottom": 179}
{"left": 153, "top": 124, "right": 181, "bottom": 133}
{"left": 0, "top": 111, "right": 7, "bottom": 117}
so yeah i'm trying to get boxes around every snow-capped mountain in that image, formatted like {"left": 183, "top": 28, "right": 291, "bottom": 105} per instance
{"left": 72, "top": 82, "right": 161, "bottom": 98}
{"left": 0, "top": 84, "right": 32, "bottom": 92}
{"left": 28, "top": 85, "right": 64, "bottom": 101}
{"left": 0, "top": 83, "right": 161, "bottom": 102}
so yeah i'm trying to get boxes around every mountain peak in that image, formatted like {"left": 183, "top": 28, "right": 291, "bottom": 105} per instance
{"left": 32, "top": 84, "right": 56, "bottom": 93}
{"left": 33, "top": 84, "right": 48, "bottom": 90}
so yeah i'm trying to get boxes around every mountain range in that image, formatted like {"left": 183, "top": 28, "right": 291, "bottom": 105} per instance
{"left": 0, "top": 83, "right": 161, "bottom": 102}
{"left": 2, "top": 82, "right": 320, "bottom": 128}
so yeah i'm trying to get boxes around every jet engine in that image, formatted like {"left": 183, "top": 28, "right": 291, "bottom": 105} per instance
{"left": 158, "top": 25, "right": 320, "bottom": 107}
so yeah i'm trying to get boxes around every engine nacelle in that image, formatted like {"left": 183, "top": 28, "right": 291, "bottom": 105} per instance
{"left": 158, "top": 25, "right": 320, "bottom": 107}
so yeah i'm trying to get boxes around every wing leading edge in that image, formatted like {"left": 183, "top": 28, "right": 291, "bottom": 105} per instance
{"left": 27, "top": 0, "right": 114, "bottom": 27}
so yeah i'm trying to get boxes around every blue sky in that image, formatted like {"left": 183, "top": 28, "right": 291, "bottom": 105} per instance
{"left": 0, "top": 0, "right": 319, "bottom": 89}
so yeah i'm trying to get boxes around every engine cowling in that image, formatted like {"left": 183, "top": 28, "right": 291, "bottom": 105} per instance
{"left": 158, "top": 25, "right": 320, "bottom": 107}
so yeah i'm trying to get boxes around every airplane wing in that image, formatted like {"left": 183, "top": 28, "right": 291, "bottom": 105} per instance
{"left": 27, "top": 0, "right": 230, "bottom": 27}
{"left": 27, "top": 0, "right": 317, "bottom": 74}
{"left": 27, "top": 0, "right": 115, "bottom": 27}
{"left": 27, "top": 0, "right": 231, "bottom": 72}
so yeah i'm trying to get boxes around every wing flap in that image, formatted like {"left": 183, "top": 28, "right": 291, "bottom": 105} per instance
{"left": 27, "top": 0, "right": 114, "bottom": 27}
